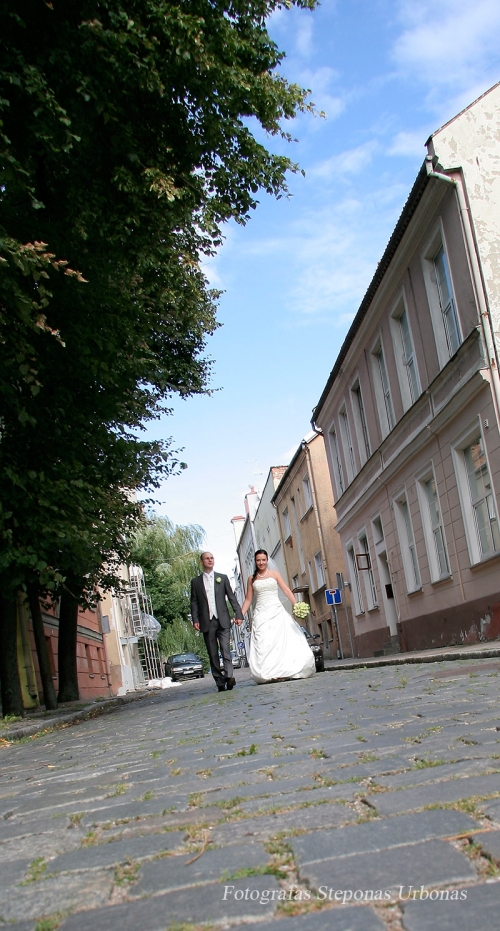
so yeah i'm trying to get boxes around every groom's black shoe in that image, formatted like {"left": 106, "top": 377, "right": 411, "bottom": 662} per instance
{"left": 217, "top": 684, "right": 226, "bottom": 692}
{"left": 226, "top": 677, "right": 236, "bottom": 690}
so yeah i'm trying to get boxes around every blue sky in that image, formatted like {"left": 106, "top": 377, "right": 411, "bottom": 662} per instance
{"left": 147, "top": 0, "right": 500, "bottom": 574}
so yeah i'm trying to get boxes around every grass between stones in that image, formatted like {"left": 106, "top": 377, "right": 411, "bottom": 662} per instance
{"left": 34, "top": 910, "right": 70, "bottom": 931}
{"left": 113, "top": 857, "right": 140, "bottom": 886}
{"left": 107, "top": 782, "right": 129, "bottom": 797}
{"left": 412, "top": 757, "right": 449, "bottom": 768}
{"left": 21, "top": 857, "right": 51, "bottom": 884}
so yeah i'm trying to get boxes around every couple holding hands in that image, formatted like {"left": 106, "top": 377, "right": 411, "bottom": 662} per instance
{"left": 190, "top": 550, "right": 315, "bottom": 691}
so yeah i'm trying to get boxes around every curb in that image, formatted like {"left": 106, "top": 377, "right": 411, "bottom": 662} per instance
{"left": 324, "top": 644, "right": 500, "bottom": 672}
{"left": 0, "top": 690, "right": 151, "bottom": 743}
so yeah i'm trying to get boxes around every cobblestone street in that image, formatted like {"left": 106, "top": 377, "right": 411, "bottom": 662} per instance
{"left": 1, "top": 659, "right": 500, "bottom": 931}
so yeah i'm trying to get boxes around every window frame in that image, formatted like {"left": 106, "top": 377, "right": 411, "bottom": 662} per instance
{"left": 390, "top": 293, "right": 420, "bottom": 413}
{"left": 302, "top": 473, "right": 313, "bottom": 512}
{"left": 351, "top": 378, "right": 371, "bottom": 465}
{"left": 371, "top": 337, "right": 395, "bottom": 439}
{"left": 346, "top": 541, "right": 364, "bottom": 615}
{"left": 339, "top": 403, "right": 356, "bottom": 483}
{"left": 329, "top": 428, "right": 345, "bottom": 499}
{"left": 314, "top": 551, "right": 326, "bottom": 590}
{"left": 357, "top": 530, "right": 378, "bottom": 609}
{"left": 452, "top": 422, "right": 500, "bottom": 565}
{"left": 416, "top": 465, "right": 451, "bottom": 582}
{"left": 282, "top": 507, "right": 291, "bottom": 541}
{"left": 421, "top": 220, "right": 462, "bottom": 369}
{"left": 393, "top": 488, "right": 421, "bottom": 593}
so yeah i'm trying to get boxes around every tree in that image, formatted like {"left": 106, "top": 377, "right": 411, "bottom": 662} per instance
{"left": 130, "top": 514, "right": 209, "bottom": 666}
{"left": 0, "top": 1, "right": 317, "bottom": 713}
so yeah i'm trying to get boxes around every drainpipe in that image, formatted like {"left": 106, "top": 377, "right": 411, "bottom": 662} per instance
{"left": 308, "top": 425, "right": 349, "bottom": 659}
{"left": 425, "top": 157, "right": 500, "bottom": 430}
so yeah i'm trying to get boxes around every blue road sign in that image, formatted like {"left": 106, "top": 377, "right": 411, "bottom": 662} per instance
{"left": 325, "top": 588, "right": 342, "bottom": 605}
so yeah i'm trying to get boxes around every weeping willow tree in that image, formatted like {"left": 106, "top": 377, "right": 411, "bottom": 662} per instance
{"left": 130, "top": 514, "right": 209, "bottom": 667}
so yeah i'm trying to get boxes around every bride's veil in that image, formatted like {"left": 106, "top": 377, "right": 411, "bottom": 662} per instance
{"left": 266, "top": 555, "right": 292, "bottom": 612}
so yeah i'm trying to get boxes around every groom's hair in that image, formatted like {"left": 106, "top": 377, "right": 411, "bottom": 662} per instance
{"left": 252, "top": 549, "right": 268, "bottom": 582}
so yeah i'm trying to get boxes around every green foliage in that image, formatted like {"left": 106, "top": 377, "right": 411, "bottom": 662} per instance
{"left": 130, "top": 513, "right": 209, "bottom": 668}
{"left": 0, "top": 1, "right": 316, "bottom": 604}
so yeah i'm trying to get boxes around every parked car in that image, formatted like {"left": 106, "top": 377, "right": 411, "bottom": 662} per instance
{"left": 301, "top": 628, "right": 325, "bottom": 672}
{"left": 164, "top": 653, "right": 204, "bottom": 682}
{"left": 231, "top": 650, "right": 242, "bottom": 669}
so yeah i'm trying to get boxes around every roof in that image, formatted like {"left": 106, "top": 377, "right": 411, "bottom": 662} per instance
{"left": 311, "top": 160, "right": 430, "bottom": 423}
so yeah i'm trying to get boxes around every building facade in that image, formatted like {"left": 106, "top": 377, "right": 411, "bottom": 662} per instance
{"left": 101, "top": 564, "right": 162, "bottom": 695}
{"left": 253, "top": 466, "right": 288, "bottom": 578}
{"left": 272, "top": 432, "right": 354, "bottom": 659}
{"left": 313, "top": 82, "right": 500, "bottom": 656}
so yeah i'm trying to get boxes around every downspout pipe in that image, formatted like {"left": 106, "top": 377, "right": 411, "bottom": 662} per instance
{"left": 309, "top": 424, "right": 347, "bottom": 659}
{"left": 425, "top": 157, "right": 500, "bottom": 430}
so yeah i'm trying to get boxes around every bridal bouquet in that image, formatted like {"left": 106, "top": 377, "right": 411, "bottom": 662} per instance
{"left": 292, "top": 602, "right": 310, "bottom": 619}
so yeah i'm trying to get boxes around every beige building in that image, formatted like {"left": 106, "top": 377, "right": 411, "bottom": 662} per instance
{"left": 272, "top": 432, "right": 354, "bottom": 659}
{"left": 313, "top": 82, "right": 500, "bottom": 656}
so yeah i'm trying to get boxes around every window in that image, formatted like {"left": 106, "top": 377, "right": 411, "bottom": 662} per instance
{"left": 290, "top": 496, "right": 305, "bottom": 573}
{"left": 417, "top": 472, "right": 450, "bottom": 581}
{"left": 358, "top": 533, "right": 377, "bottom": 608}
{"left": 422, "top": 226, "right": 462, "bottom": 369}
{"left": 392, "top": 302, "right": 420, "bottom": 411}
{"left": 302, "top": 474, "right": 313, "bottom": 511}
{"left": 292, "top": 574, "right": 301, "bottom": 600}
{"left": 394, "top": 494, "right": 421, "bottom": 592}
{"left": 282, "top": 507, "right": 291, "bottom": 540}
{"left": 339, "top": 407, "right": 356, "bottom": 482}
{"left": 329, "top": 429, "right": 345, "bottom": 498}
{"left": 372, "top": 516, "right": 384, "bottom": 544}
{"left": 464, "top": 436, "right": 500, "bottom": 558}
{"left": 372, "top": 342, "right": 395, "bottom": 438}
{"left": 351, "top": 381, "right": 371, "bottom": 464}
{"left": 347, "top": 543, "right": 364, "bottom": 615}
{"left": 314, "top": 552, "right": 325, "bottom": 589}
{"left": 434, "top": 246, "right": 460, "bottom": 357}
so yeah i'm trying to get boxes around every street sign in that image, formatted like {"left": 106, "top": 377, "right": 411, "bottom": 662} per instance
{"left": 325, "top": 589, "right": 342, "bottom": 605}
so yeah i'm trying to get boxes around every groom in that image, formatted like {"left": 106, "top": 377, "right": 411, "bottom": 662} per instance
{"left": 190, "top": 552, "right": 243, "bottom": 692}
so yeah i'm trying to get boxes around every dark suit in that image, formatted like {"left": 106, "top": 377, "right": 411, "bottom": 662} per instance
{"left": 190, "top": 573, "right": 243, "bottom": 687}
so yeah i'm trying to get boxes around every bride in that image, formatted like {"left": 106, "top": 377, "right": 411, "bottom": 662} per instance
{"left": 241, "top": 549, "right": 316, "bottom": 684}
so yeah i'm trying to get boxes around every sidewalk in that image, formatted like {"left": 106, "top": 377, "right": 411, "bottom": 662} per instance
{"left": 0, "top": 690, "right": 150, "bottom": 743}
{"left": 325, "top": 638, "right": 500, "bottom": 671}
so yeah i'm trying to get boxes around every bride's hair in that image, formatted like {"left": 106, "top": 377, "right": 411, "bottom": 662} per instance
{"left": 252, "top": 549, "right": 268, "bottom": 582}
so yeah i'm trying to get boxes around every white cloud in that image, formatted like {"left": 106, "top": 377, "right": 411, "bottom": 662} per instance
{"left": 295, "top": 16, "right": 314, "bottom": 58}
{"left": 309, "top": 141, "right": 378, "bottom": 180}
{"left": 393, "top": 0, "right": 500, "bottom": 89}
{"left": 388, "top": 129, "right": 429, "bottom": 157}
{"left": 295, "top": 66, "right": 345, "bottom": 123}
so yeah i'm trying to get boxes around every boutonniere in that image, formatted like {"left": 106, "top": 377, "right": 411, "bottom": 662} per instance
{"left": 216, "top": 577, "right": 222, "bottom": 584}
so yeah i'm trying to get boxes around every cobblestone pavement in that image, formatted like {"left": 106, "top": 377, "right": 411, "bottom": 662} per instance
{"left": 1, "top": 659, "right": 500, "bottom": 931}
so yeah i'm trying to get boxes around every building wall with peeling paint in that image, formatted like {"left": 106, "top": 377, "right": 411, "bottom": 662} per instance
{"left": 429, "top": 81, "right": 500, "bottom": 350}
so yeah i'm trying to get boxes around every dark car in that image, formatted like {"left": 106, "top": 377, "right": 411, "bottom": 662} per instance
{"left": 301, "top": 628, "right": 325, "bottom": 672}
{"left": 165, "top": 652, "right": 204, "bottom": 682}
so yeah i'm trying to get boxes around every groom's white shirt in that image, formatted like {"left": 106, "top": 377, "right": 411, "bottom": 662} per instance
{"left": 203, "top": 570, "right": 218, "bottom": 619}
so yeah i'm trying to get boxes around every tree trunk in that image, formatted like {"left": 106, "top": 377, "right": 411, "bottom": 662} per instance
{"left": 58, "top": 587, "right": 80, "bottom": 703}
{"left": 27, "top": 584, "right": 58, "bottom": 711}
{"left": 0, "top": 592, "right": 24, "bottom": 717}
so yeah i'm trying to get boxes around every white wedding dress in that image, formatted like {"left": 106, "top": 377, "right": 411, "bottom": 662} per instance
{"left": 248, "top": 577, "right": 316, "bottom": 684}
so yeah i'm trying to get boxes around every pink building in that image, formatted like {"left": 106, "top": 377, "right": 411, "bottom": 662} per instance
{"left": 313, "top": 83, "right": 500, "bottom": 656}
